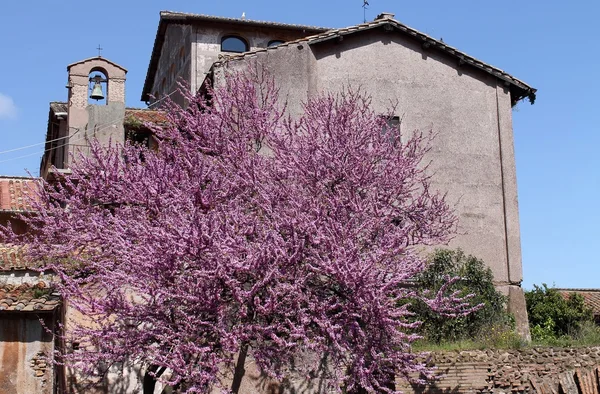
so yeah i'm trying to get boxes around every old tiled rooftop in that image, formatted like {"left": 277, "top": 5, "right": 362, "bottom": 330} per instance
{"left": 0, "top": 246, "right": 26, "bottom": 270}
{"left": 0, "top": 282, "right": 60, "bottom": 312}
{"left": 49, "top": 101, "right": 68, "bottom": 114}
{"left": 0, "top": 245, "right": 39, "bottom": 271}
{"left": 0, "top": 176, "right": 40, "bottom": 212}
{"left": 125, "top": 108, "right": 168, "bottom": 125}
{"left": 556, "top": 289, "right": 600, "bottom": 316}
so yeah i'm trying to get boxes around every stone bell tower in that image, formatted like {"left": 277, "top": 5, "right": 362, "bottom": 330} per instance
{"left": 65, "top": 56, "right": 127, "bottom": 168}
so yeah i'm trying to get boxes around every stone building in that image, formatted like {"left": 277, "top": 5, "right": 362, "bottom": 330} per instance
{"left": 0, "top": 9, "right": 537, "bottom": 393}
{"left": 0, "top": 177, "right": 62, "bottom": 394}
{"left": 140, "top": 11, "right": 536, "bottom": 337}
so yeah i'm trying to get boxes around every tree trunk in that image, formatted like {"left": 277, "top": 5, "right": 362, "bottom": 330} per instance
{"left": 143, "top": 365, "right": 166, "bottom": 394}
{"left": 231, "top": 342, "right": 249, "bottom": 394}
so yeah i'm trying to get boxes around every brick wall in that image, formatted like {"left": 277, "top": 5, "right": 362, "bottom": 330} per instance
{"left": 397, "top": 347, "right": 600, "bottom": 393}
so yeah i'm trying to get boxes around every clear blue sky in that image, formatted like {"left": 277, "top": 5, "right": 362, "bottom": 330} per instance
{"left": 0, "top": 1, "right": 598, "bottom": 290}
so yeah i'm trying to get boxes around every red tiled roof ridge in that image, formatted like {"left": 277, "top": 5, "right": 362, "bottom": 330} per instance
{"left": 556, "top": 289, "right": 600, "bottom": 315}
{"left": 0, "top": 244, "right": 42, "bottom": 271}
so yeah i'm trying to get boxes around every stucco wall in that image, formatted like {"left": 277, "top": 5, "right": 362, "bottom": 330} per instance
{"left": 216, "top": 29, "right": 522, "bottom": 282}
{"left": 150, "top": 24, "right": 192, "bottom": 106}
{"left": 314, "top": 31, "right": 519, "bottom": 287}
{"left": 214, "top": 26, "right": 529, "bottom": 335}
{"left": 0, "top": 315, "right": 56, "bottom": 394}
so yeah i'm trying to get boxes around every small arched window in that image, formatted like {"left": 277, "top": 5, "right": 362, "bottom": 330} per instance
{"left": 221, "top": 36, "right": 249, "bottom": 53}
{"left": 268, "top": 40, "right": 285, "bottom": 47}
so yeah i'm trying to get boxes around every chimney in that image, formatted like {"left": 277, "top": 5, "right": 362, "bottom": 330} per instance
{"left": 375, "top": 12, "right": 395, "bottom": 20}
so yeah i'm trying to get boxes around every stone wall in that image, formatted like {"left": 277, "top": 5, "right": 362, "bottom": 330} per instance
{"left": 398, "top": 347, "right": 600, "bottom": 393}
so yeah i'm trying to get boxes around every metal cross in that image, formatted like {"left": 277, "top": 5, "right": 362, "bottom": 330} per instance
{"left": 97, "top": 45, "right": 103, "bottom": 57}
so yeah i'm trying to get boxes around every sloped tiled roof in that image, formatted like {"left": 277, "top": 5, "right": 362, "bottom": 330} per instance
{"left": 213, "top": 16, "right": 536, "bottom": 105}
{"left": 0, "top": 177, "right": 40, "bottom": 212}
{"left": 556, "top": 289, "right": 600, "bottom": 316}
{"left": 0, "top": 246, "right": 34, "bottom": 271}
{"left": 49, "top": 102, "right": 67, "bottom": 114}
{"left": 125, "top": 108, "right": 168, "bottom": 125}
{"left": 0, "top": 282, "right": 60, "bottom": 313}
{"left": 141, "top": 11, "right": 330, "bottom": 101}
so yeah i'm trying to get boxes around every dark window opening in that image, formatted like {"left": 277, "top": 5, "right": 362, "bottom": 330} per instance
{"left": 267, "top": 40, "right": 285, "bottom": 47}
{"left": 126, "top": 129, "right": 151, "bottom": 149}
{"left": 386, "top": 116, "right": 401, "bottom": 129}
{"left": 381, "top": 115, "right": 402, "bottom": 144}
{"left": 221, "top": 36, "right": 249, "bottom": 53}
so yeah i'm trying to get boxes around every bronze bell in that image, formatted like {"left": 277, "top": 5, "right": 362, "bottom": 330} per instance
{"left": 89, "top": 74, "right": 106, "bottom": 101}
{"left": 90, "top": 81, "right": 104, "bottom": 101}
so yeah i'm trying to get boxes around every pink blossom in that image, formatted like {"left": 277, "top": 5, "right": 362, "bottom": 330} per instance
{"left": 1, "top": 70, "right": 478, "bottom": 393}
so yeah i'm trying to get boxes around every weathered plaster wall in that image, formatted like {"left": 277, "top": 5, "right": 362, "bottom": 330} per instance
{"left": 191, "top": 24, "right": 325, "bottom": 94}
{"left": 0, "top": 315, "right": 56, "bottom": 394}
{"left": 312, "top": 31, "right": 519, "bottom": 286}
{"left": 214, "top": 26, "right": 529, "bottom": 335}
{"left": 214, "top": 41, "right": 317, "bottom": 117}
{"left": 62, "top": 301, "right": 144, "bottom": 394}
{"left": 150, "top": 24, "right": 192, "bottom": 106}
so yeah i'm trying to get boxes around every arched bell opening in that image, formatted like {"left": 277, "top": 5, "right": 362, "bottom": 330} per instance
{"left": 88, "top": 68, "right": 108, "bottom": 105}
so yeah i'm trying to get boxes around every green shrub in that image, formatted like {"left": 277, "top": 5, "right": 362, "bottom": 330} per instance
{"left": 411, "top": 249, "right": 512, "bottom": 344}
{"left": 525, "top": 284, "right": 593, "bottom": 341}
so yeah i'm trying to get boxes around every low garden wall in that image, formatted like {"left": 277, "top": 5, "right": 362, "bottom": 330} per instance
{"left": 397, "top": 346, "right": 600, "bottom": 393}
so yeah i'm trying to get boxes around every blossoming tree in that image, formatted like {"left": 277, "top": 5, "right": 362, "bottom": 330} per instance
{"left": 2, "top": 70, "right": 476, "bottom": 393}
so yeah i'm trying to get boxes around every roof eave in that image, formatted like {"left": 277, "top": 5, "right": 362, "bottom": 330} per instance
{"left": 305, "top": 20, "right": 537, "bottom": 105}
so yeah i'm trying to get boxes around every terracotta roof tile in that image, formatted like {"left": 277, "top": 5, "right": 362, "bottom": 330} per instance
{"left": 0, "top": 177, "right": 40, "bottom": 212}
{"left": 0, "top": 282, "right": 60, "bottom": 313}
{"left": 0, "top": 246, "right": 30, "bottom": 270}
{"left": 125, "top": 108, "right": 168, "bottom": 126}
{"left": 556, "top": 289, "right": 600, "bottom": 315}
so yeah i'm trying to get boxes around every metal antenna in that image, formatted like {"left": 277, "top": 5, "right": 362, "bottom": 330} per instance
{"left": 363, "top": 0, "right": 369, "bottom": 23}
{"left": 97, "top": 44, "right": 103, "bottom": 57}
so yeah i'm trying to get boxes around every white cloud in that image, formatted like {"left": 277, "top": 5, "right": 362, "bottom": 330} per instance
{"left": 0, "top": 93, "right": 18, "bottom": 119}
